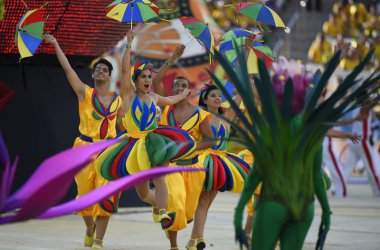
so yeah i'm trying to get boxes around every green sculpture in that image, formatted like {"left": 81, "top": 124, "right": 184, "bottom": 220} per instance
{"left": 210, "top": 45, "right": 379, "bottom": 250}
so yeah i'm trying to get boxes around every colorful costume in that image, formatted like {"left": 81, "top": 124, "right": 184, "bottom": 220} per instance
{"left": 74, "top": 85, "right": 122, "bottom": 216}
{"left": 96, "top": 94, "right": 196, "bottom": 180}
{"left": 159, "top": 105, "right": 209, "bottom": 231}
{"left": 200, "top": 121, "right": 250, "bottom": 193}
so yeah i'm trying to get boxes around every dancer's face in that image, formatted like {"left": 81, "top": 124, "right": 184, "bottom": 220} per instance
{"left": 136, "top": 69, "right": 152, "bottom": 94}
{"left": 204, "top": 89, "right": 222, "bottom": 110}
{"left": 172, "top": 79, "right": 189, "bottom": 95}
{"left": 93, "top": 63, "right": 111, "bottom": 83}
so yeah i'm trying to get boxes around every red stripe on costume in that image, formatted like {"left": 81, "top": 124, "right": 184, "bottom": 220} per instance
{"left": 362, "top": 118, "right": 380, "bottom": 191}
{"left": 328, "top": 137, "right": 347, "bottom": 196}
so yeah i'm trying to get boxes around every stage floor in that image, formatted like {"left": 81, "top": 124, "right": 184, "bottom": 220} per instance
{"left": 1, "top": 183, "right": 379, "bottom": 250}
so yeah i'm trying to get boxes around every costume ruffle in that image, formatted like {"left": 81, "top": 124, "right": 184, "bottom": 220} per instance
{"left": 96, "top": 126, "right": 196, "bottom": 180}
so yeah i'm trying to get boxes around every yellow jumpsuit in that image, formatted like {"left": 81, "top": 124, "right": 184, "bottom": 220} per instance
{"left": 74, "top": 85, "right": 122, "bottom": 217}
{"left": 159, "top": 105, "right": 210, "bottom": 231}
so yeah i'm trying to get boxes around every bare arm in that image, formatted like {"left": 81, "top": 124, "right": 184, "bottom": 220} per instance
{"left": 44, "top": 34, "right": 85, "bottom": 100}
{"left": 153, "top": 89, "right": 190, "bottom": 106}
{"left": 224, "top": 93, "right": 242, "bottom": 121}
{"left": 244, "top": 35, "right": 254, "bottom": 60}
{"left": 121, "top": 30, "right": 135, "bottom": 101}
{"left": 196, "top": 118, "right": 215, "bottom": 150}
{"left": 326, "top": 129, "right": 360, "bottom": 143}
{"left": 152, "top": 45, "right": 185, "bottom": 96}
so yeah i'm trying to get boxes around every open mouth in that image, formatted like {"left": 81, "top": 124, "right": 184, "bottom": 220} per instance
{"left": 144, "top": 84, "right": 150, "bottom": 89}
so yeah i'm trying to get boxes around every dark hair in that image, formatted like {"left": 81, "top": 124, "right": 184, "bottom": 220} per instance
{"left": 172, "top": 76, "right": 189, "bottom": 89}
{"left": 198, "top": 84, "right": 224, "bottom": 114}
{"left": 93, "top": 58, "right": 113, "bottom": 76}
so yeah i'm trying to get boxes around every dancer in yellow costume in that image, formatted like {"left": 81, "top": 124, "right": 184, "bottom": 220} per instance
{"left": 95, "top": 30, "right": 195, "bottom": 231}
{"left": 45, "top": 34, "right": 121, "bottom": 249}
{"left": 184, "top": 84, "right": 251, "bottom": 250}
{"left": 153, "top": 50, "right": 215, "bottom": 249}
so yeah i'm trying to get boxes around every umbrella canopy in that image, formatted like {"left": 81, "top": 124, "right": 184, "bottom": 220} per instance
{"left": 179, "top": 16, "right": 215, "bottom": 53}
{"left": 15, "top": 8, "right": 45, "bottom": 59}
{"left": 106, "top": 0, "right": 159, "bottom": 26}
{"left": 217, "top": 33, "right": 275, "bottom": 74}
{"left": 247, "top": 41, "right": 275, "bottom": 73}
{"left": 231, "top": 2, "right": 285, "bottom": 28}
{"left": 219, "top": 28, "right": 252, "bottom": 44}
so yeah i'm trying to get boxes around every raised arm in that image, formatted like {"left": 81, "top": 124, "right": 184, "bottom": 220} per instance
{"left": 326, "top": 129, "right": 360, "bottom": 143}
{"left": 153, "top": 88, "right": 191, "bottom": 106}
{"left": 152, "top": 45, "right": 185, "bottom": 96}
{"left": 121, "top": 30, "right": 135, "bottom": 100}
{"left": 244, "top": 35, "right": 255, "bottom": 60}
{"left": 44, "top": 34, "right": 85, "bottom": 100}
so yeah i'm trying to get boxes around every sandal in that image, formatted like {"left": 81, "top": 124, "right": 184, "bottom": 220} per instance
{"left": 152, "top": 205, "right": 159, "bottom": 223}
{"left": 196, "top": 238, "right": 206, "bottom": 250}
{"left": 186, "top": 238, "right": 197, "bottom": 250}
{"left": 84, "top": 223, "right": 96, "bottom": 247}
{"left": 92, "top": 238, "right": 103, "bottom": 249}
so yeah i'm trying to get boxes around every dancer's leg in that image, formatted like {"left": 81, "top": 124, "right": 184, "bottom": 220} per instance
{"left": 153, "top": 176, "right": 168, "bottom": 210}
{"left": 280, "top": 203, "right": 314, "bottom": 250}
{"left": 323, "top": 139, "right": 347, "bottom": 196}
{"left": 251, "top": 201, "right": 288, "bottom": 250}
{"left": 135, "top": 181, "right": 157, "bottom": 206}
{"left": 93, "top": 216, "right": 110, "bottom": 247}
{"left": 189, "top": 190, "right": 218, "bottom": 245}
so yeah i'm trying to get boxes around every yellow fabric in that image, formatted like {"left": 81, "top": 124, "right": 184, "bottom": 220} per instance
{"left": 74, "top": 86, "right": 121, "bottom": 217}
{"left": 322, "top": 21, "right": 343, "bottom": 37}
{"left": 160, "top": 105, "right": 208, "bottom": 231}
{"left": 166, "top": 162, "right": 206, "bottom": 231}
{"left": 308, "top": 40, "right": 332, "bottom": 64}
{"left": 339, "top": 57, "right": 360, "bottom": 70}
{"left": 78, "top": 85, "right": 121, "bottom": 139}
{"left": 122, "top": 95, "right": 157, "bottom": 136}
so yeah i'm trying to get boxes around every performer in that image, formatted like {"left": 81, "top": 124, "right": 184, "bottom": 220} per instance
{"left": 186, "top": 83, "right": 251, "bottom": 250}
{"left": 154, "top": 54, "right": 215, "bottom": 249}
{"left": 343, "top": 102, "right": 380, "bottom": 196}
{"left": 95, "top": 30, "right": 196, "bottom": 230}
{"left": 322, "top": 130, "right": 360, "bottom": 197}
{"left": 45, "top": 34, "right": 122, "bottom": 249}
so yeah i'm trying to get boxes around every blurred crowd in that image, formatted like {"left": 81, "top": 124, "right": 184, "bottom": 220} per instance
{"left": 308, "top": 0, "right": 380, "bottom": 70}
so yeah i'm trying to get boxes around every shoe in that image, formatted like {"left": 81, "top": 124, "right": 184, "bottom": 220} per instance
{"left": 92, "top": 238, "right": 103, "bottom": 249}
{"left": 185, "top": 243, "right": 197, "bottom": 250}
{"left": 152, "top": 205, "right": 159, "bottom": 223}
{"left": 84, "top": 223, "right": 96, "bottom": 247}
{"left": 196, "top": 238, "right": 206, "bottom": 250}
{"left": 170, "top": 247, "right": 179, "bottom": 250}
{"left": 186, "top": 238, "right": 197, "bottom": 250}
{"left": 158, "top": 209, "right": 171, "bottom": 222}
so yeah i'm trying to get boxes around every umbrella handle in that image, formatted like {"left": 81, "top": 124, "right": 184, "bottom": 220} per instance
{"left": 185, "top": 37, "right": 194, "bottom": 46}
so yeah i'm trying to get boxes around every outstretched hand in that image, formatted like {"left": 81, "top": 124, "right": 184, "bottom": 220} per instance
{"left": 182, "top": 88, "right": 191, "bottom": 97}
{"left": 44, "top": 34, "right": 58, "bottom": 46}
{"left": 334, "top": 41, "right": 351, "bottom": 61}
{"left": 171, "top": 45, "right": 186, "bottom": 61}
{"left": 348, "top": 134, "right": 360, "bottom": 144}
{"left": 234, "top": 208, "right": 249, "bottom": 249}
{"left": 316, "top": 210, "right": 331, "bottom": 250}
{"left": 244, "top": 35, "right": 255, "bottom": 51}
